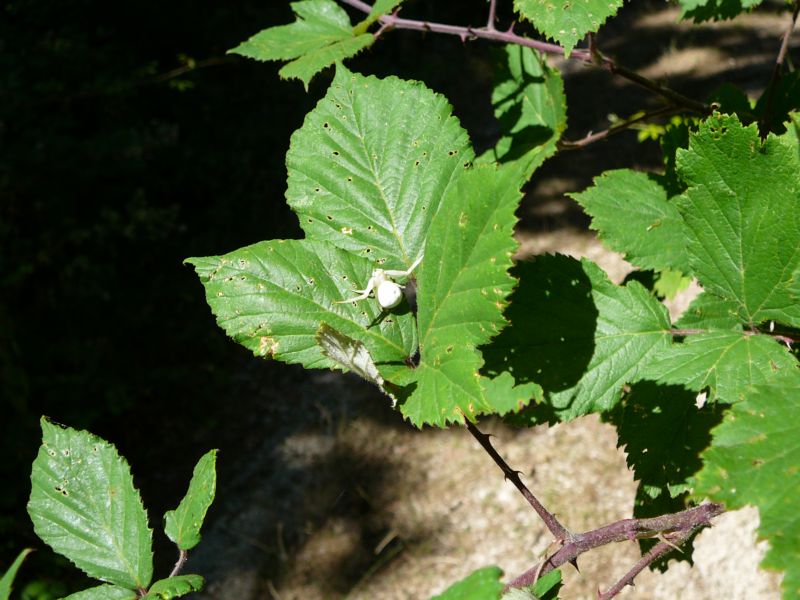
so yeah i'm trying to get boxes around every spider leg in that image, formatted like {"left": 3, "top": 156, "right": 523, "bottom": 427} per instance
{"left": 334, "top": 278, "right": 375, "bottom": 304}
{"left": 384, "top": 253, "right": 424, "bottom": 279}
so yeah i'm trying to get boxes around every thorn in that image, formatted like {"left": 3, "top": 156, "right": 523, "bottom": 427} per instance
{"left": 506, "top": 21, "right": 516, "bottom": 33}
{"left": 628, "top": 581, "right": 636, "bottom": 588}
{"left": 570, "top": 558, "right": 580, "bottom": 572}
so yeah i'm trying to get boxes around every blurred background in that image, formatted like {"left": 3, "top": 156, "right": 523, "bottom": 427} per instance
{"left": 1, "top": 0, "right": 792, "bottom": 597}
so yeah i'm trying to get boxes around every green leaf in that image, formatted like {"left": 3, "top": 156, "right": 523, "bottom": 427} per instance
{"left": 571, "top": 170, "right": 691, "bottom": 273}
{"left": 513, "top": 0, "right": 623, "bottom": 55}
{"left": 653, "top": 269, "right": 692, "bottom": 301}
{"left": 28, "top": 418, "right": 153, "bottom": 589}
{"left": 644, "top": 331, "right": 798, "bottom": 403}
{"left": 163, "top": 450, "right": 217, "bottom": 551}
{"left": 400, "top": 164, "right": 541, "bottom": 426}
{"left": 478, "top": 45, "right": 566, "bottom": 178}
{"left": 483, "top": 255, "right": 672, "bottom": 422}
{"left": 229, "top": 0, "right": 373, "bottom": 87}
{"left": 679, "top": 0, "right": 762, "bottom": 23}
{"left": 531, "top": 569, "right": 561, "bottom": 600}
{"left": 694, "top": 373, "right": 800, "bottom": 598}
{"left": 353, "top": 0, "right": 405, "bottom": 34}
{"left": 187, "top": 240, "right": 417, "bottom": 380}
{"left": 673, "top": 292, "right": 742, "bottom": 331}
{"left": 431, "top": 566, "right": 505, "bottom": 600}
{"left": 62, "top": 585, "right": 138, "bottom": 600}
{"left": 143, "top": 575, "right": 204, "bottom": 599}
{"left": 0, "top": 549, "right": 32, "bottom": 600}
{"left": 316, "top": 323, "right": 397, "bottom": 403}
{"left": 675, "top": 114, "right": 800, "bottom": 329}
{"left": 286, "top": 65, "right": 473, "bottom": 271}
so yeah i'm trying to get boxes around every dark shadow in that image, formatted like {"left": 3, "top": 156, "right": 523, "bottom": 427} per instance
{"left": 481, "top": 255, "right": 598, "bottom": 425}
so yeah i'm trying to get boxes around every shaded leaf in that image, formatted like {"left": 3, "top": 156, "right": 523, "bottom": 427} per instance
{"left": 286, "top": 64, "right": 472, "bottom": 271}
{"left": 675, "top": 114, "right": 800, "bottom": 329}
{"left": 186, "top": 240, "right": 417, "bottom": 381}
{"left": 644, "top": 331, "right": 797, "bottom": 403}
{"left": 478, "top": 45, "right": 566, "bottom": 178}
{"left": 483, "top": 255, "right": 671, "bottom": 422}
{"left": 571, "top": 170, "right": 691, "bottom": 273}
{"left": 28, "top": 419, "right": 153, "bottom": 589}
{"left": 143, "top": 575, "right": 204, "bottom": 599}
{"left": 513, "top": 0, "right": 623, "bottom": 55}
{"left": 62, "top": 585, "right": 138, "bottom": 600}
{"left": 0, "top": 549, "right": 32, "bottom": 600}
{"left": 163, "top": 450, "right": 217, "bottom": 551}
{"left": 400, "top": 164, "right": 540, "bottom": 426}
{"left": 694, "top": 373, "right": 800, "bottom": 598}
{"left": 230, "top": 0, "right": 373, "bottom": 87}
{"left": 431, "top": 566, "right": 504, "bottom": 600}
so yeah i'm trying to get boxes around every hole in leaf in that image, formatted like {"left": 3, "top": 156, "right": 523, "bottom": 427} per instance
{"left": 326, "top": 215, "right": 333, "bottom": 220}
{"left": 332, "top": 151, "right": 339, "bottom": 156}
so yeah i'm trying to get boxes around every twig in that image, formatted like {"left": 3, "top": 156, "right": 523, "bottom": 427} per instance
{"left": 558, "top": 105, "right": 683, "bottom": 151}
{"left": 169, "top": 549, "right": 188, "bottom": 578}
{"left": 506, "top": 503, "right": 724, "bottom": 589}
{"left": 487, "top": 0, "right": 498, "bottom": 31}
{"left": 465, "top": 420, "right": 572, "bottom": 542}
{"left": 337, "top": 0, "right": 710, "bottom": 114}
{"left": 597, "top": 529, "right": 693, "bottom": 600}
{"left": 760, "top": 0, "right": 800, "bottom": 132}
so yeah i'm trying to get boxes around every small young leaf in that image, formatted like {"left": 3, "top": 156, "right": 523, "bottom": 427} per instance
{"left": 643, "top": 331, "right": 797, "bottom": 403}
{"left": 478, "top": 45, "right": 566, "bottom": 178}
{"left": 694, "top": 373, "right": 800, "bottom": 598}
{"left": 431, "top": 566, "right": 505, "bottom": 600}
{"left": 62, "top": 585, "right": 138, "bottom": 600}
{"left": 28, "top": 418, "right": 153, "bottom": 589}
{"left": 229, "top": 0, "right": 373, "bottom": 88}
{"left": 316, "top": 323, "right": 397, "bottom": 404}
{"left": 163, "top": 450, "right": 217, "bottom": 551}
{"left": 483, "top": 255, "right": 672, "bottom": 422}
{"left": 142, "top": 575, "right": 204, "bottom": 599}
{"left": 353, "top": 0, "right": 405, "bottom": 34}
{"left": 571, "top": 170, "right": 691, "bottom": 273}
{"left": 513, "top": 0, "right": 623, "bottom": 55}
{"left": 531, "top": 568, "right": 562, "bottom": 600}
{"left": 187, "top": 240, "right": 417, "bottom": 381}
{"left": 0, "top": 549, "right": 32, "bottom": 600}
{"left": 286, "top": 64, "right": 473, "bottom": 273}
{"left": 401, "top": 163, "right": 540, "bottom": 426}
{"left": 675, "top": 114, "right": 800, "bottom": 329}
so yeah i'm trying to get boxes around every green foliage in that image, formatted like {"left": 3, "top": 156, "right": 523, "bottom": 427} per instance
{"left": 353, "top": 0, "right": 405, "bottom": 33}
{"left": 230, "top": 0, "right": 373, "bottom": 87}
{"left": 571, "top": 169, "right": 691, "bottom": 273}
{"left": 694, "top": 373, "right": 800, "bottom": 598}
{"left": 430, "top": 566, "right": 505, "bottom": 600}
{"left": 478, "top": 46, "right": 567, "bottom": 177}
{"left": 0, "top": 549, "right": 32, "bottom": 600}
{"left": 513, "top": 0, "right": 623, "bottom": 55}
{"left": 143, "top": 575, "right": 204, "bottom": 599}
{"left": 27, "top": 420, "right": 214, "bottom": 598}
{"left": 164, "top": 451, "right": 218, "bottom": 551}
{"left": 28, "top": 419, "right": 153, "bottom": 590}
{"left": 678, "top": 0, "right": 763, "bottom": 23}
{"left": 484, "top": 255, "right": 672, "bottom": 422}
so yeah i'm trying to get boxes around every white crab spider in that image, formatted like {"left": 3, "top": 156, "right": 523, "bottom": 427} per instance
{"left": 336, "top": 254, "right": 423, "bottom": 309}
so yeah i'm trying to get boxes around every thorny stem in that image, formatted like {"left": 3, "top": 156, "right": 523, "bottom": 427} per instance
{"left": 597, "top": 529, "right": 693, "bottom": 600}
{"left": 465, "top": 420, "right": 572, "bottom": 541}
{"left": 338, "top": 0, "right": 710, "bottom": 114}
{"left": 507, "top": 503, "right": 725, "bottom": 590}
{"left": 558, "top": 105, "right": 683, "bottom": 150}
{"left": 169, "top": 549, "right": 188, "bottom": 578}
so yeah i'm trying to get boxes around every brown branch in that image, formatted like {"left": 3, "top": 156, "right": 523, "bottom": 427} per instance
{"left": 507, "top": 503, "right": 724, "bottom": 589}
{"left": 337, "top": 0, "right": 710, "bottom": 114}
{"left": 760, "top": 0, "right": 800, "bottom": 133}
{"left": 169, "top": 549, "right": 188, "bottom": 578}
{"left": 558, "top": 105, "right": 684, "bottom": 151}
{"left": 597, "top": 529, "right": 694, "bottom": 600}
{"left": 487, "top": 0, "right": 498, "bottom": 31}
{"left": 465, "top": 420, "right": 572, "bottom": 541}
